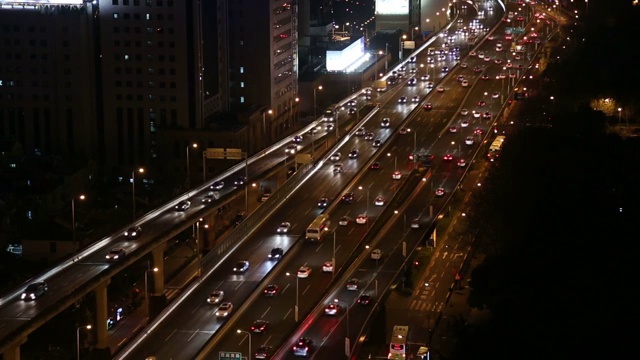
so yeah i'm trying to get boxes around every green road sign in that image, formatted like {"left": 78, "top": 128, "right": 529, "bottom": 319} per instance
{"left": 219, "top": 351, "right": 243, "bottom": 360}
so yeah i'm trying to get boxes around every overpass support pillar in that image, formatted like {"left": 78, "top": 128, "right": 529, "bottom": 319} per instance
{"left": 149, "top": 246, "right": 167, "bottom": 319}
{"left": 93, "top": 279, "right": 111, "bottom": 356}
{"left": 2, "top": 336, "right": 26, "bottom": 360}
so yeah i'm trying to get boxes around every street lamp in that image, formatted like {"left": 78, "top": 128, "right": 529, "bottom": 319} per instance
{"left": 430, "top": 64, "right": 435, "bottom": 80}
{"left": 618, "top": 107, "right": 622, "bottom": 124}
{"left": 145, "top": 265, "right": 159, "bottom": 318}
{"left": 358, "top": 185, "right": 370, "bottom": 215}
{"left": 131, "top": 167, "right": 144, "bottom": 220}
{"left": 387, "top": 152, "right": 397, "bottom": 171}
{"left": 313, "top": 85, "right": 323, "bottom": 119}
{"left": 334, "top": 298, "right": 350, "bottom": 349}
{"left": 550, "top": 96, "right": 555, "bottom": 112}
{"left": 262, "top": 109, "right": 273, "bottom": 145}
{"left": 399, "top": 34, "right": 407, "bottom": 61}
{"left": 76, "top": 324, "right": 92, "bottom": 360}
{"left": 411, "top": 26, "right": 419, "bottom": 41}
{"left": 236, "top": 329, "right": 252, "bottom": 360}
{"left": 286, "top": 272, "right": 300, "bottom": 322}
{"left": 71, "top": 194, "right": 86, "bottom": 247}
{"left": 332, "top": 229, "right": 337, "bottom": 278}
{"left": 195, "top": 219, "right": 207, "bottom": 277}
{"left": 186, "top": 143, "right": 198, "bottom": 191}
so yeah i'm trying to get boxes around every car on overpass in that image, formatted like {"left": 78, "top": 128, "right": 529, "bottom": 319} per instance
{"left": 105, "top": 248, "right": 126, "bottom": 262}
{"left": 215, "top": 302, "right": 233, "bottom": 318}
{"left": 21, "top": 282, "right": 48, "bottom": 301}
{"left": 233, "top": 261, "right": 250, "bottom": 273}
{"left": 124, "top": 225, "right": 142, "bottom": 239}
{"left": 206, "top": 290, "right": 224, "bottom": 305}
{"left": 174, "top": 200, "right": 191, "bottom": 211}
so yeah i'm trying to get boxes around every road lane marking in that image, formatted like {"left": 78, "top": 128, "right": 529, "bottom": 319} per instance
{"left": 261, "top": 307, "right": 271, "bottom": 318}
{"left": 234, "top": 281, "right": 244, "bottom": 291}
{"left": 164, "top": 328, "right": 177, "bottom": 342}
{"left": 302, "top": 285, "right": 310, "bottom": 295}
{"left": 187, "top": 329, "right": 199, "bottom": 342}
{"left": 283, "top": 308, "right": 291, "bottom": 320}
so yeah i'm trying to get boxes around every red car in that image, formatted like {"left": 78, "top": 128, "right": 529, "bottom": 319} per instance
{"left": 477, "top": 100, "right": 486, "bottom": 107}
{"left": 448, "top": 126, "right": 458, "bottom": 133}
{"left": 443, "top": 154, "right": 454, "bottom": 161}
{"left": 423, "top": 103, "right": 433, "bottom": 111}
{"left": 483, "top": 112, "right": 492, "bottom": 119}
{"left": 435, "top": 188, "right": 446, "bottom": 197}
{"left": 370, "top": 162, "right": 381, "bottom": 170}
{"left": 473, "top": 128, "right": 484, "bottom": 135}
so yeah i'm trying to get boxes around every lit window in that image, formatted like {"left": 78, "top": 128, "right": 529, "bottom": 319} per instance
{"left": 124, "top": 54, "right": 130, "bottom": 60}
{"left": 146, "top": 14, "right": 151, "bottom": 20}
{"left": 240, "top": 82, "right": 244, "bottom": 88}
{"left": 240, "top": 67, "right": 244, "bottom": 74}
{"left": 113, "top": 13, "right": 119, "bottom": 19}
{"left": 240, "top": 96, "right": 245, "bottom": 103}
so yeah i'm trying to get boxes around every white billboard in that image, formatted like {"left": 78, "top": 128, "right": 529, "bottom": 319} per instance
{"left": 326, "top": 37, "right": 366, "bottom": 72}
{"left": 375, "top": 0, "right": 409, "bottom": 15}
{"left": 0, "top": 0, "right": 84, "bottom": 5}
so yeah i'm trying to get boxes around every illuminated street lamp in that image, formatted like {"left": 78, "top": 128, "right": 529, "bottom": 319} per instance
{"left": 76, "top": 324, "right": 92, "bottom": 360}
{"left": 145, "top": 266, "right": 159, "bottom": 319}
{"left": 236, "top": 330, "right": 252, "bottom": 360}
{"left": 71, "top": 194, "right": 86, "bottom": 247}
{"left": 131, "top": 167, "right": 144, "bottom": 220}
{"left": 186, "top": 143, "right": 198, "bottom": 191}
{"left": 313, "top": 85, "right": 323, "bottom": 119}
{"left": 618, "top": 107, "right": 622, "bottom": 124}
{"left": 400, "top": 34, "right": 407, "bottom": 61}
{"left": 285, "top": 272, "right": 300, "bottom": 322}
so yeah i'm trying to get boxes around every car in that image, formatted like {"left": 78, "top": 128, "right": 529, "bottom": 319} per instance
{"left": 215, "top": 302, "right": 233, "bottom": 317}
{"left": 292, "top": 338, "right": 313, "bottom": 357}
{"left": 347, "top": 99, "right": 357, "bottom": 107}
{"left": 436, "top": 85, "right": 445, "bottom": 92}
{"left": 420, "top": 74, "right": 429, "bottom": 81}
{"left": 483, "top": 112, "right": 492, "bottom": 119}
{"left": 514, "top": 54, "right": 521, "bottom": 60}
{"left": 441, "top": 66, "right": 449, "bottom": 73}
{"left": 210, "top": 181, "right": 224, "bottom": 190}
{"left": 338, "top": 216, "right": 351, "bottom": 226}
{"left": 124, "top": 225, "right": 142, "bottom": 239}
{"left": 477, "top": 100, "right": 486, "bottom": 107}
{"left": 398, "top": 96, "right": 408, "bottom": 104}
{"left": 465, "top": 136, "right": 475, "bottom": 145}
{"left": 324, "top": 303, "right": 341, "bottom": 315}
{"left": 472, "top": 110, "right": 481, "bottom": 118}
{"left": 370, "top": 249, "right": 383, "bottom": 260}
{"left": 478, "top": 51, "right": 484, "bottom": 58}
{"left": 492, "top": 91, "right": 500, "bottom": 99}
{"left": 481, "top": 74, "right": 490, "bottom": 80}
{"left": 255, "top": 345, "right": 274, "bottom": 359}
{"left": 285, "top": 144, "right": 298, "bottom": 154}
{"left": 364, "top": 132, "right": 375, "bottom": 140}
{"left": 341, "top": 192, "right": 355, "bottom": 203}
{"left": 105, "top": 248, "right": 126, "bottom": 261}
{"left": 456, "top": 75, "right": 465, "bottom": 82}
{"left": 381, "top": 118, "right": 391, "bottom": 127}
{"left": 297, "top": 266, "right": 311, "bottom": 278}
{"left": 348, "top": 149, "right": 359, "bottom": 158}
{"left": 484, "top": 55, "right": 491, "bottom": 62}
{"left": 494, "top": 59, "right": 502, "bottom": 65}
{"left": 407, "top": 77, "right": 417, "bottom": 86}
{"left": 356, "top": 214, "right": 368, "bottom": 224}
{"left": 357, "top": 294, "right": 372, "bottom": 306}
{"left": 373, "top": 139, "right": 382, "bottom": 147}
{"left": 322, "top": 261, "right": 334, "bottom": 272}
{"left": 506, "top": 62, "right": 513, "bottom": 68}
{"left": 202, "top": 191, "right": 219, "bottom": 204}
{"left": 277, "top": 222, "right": 291, "bottom": 234}
{"left": 308, "top": 126, "right": 320, "bottom": 134}
{"left": 449, "top": 126, "right": 458, "bottom": 133}
{"left": 292, "top": 135, "right": 303, "bottom": 144}
{"left": 330, "top": 152, "right": 341, "bottom": 161}
{"left": 461, "top": 120, "right": 469, "bottom": 128}
{"left": 460, "top": 108, "right": 469, "bottom": 116}
{"left": 457, "top": 158, "right": 467, "bottom": 167}
{"left": 332, "top": 163, "right": 344, "bottom": 174}
{"left": 392, "top": 171, "right": 402, "bottom": 180}
{"left": 263, "top": 284, "right": 279, "bottom": 296}
{"left": 460, "top": 62, "right": 468, "bottom": 68}
{"left": 469, "top": 50, "right": 476, "bottom": 56}
{"left": 509, "top": 72, "right": 517, "bottom": 78}
{"left": 374, "top": 196, "right": 386, "bottom": 206}
{"left": 207, "top": 290, "right": 224, "bottom": 304}
{"left": 443, "top": 153, "right": 454, "bottom": 161}
{"left": 174, "top": 200, "right": 191, "bottom": 211}
{"left": 498, "top": 73, "right": 506, "bottom": 79}
{"left": 260, "top": 193, "right": 271, "bottom": 202}
{"left": 21, "top": 282, "right": 47, "bottom": 301}
{"left": 370, "top": 162, "right": 381, "bottom": 170}
{"left": 399, "top": 127, "right": 409, "bottom": 135}
{"left": 346, "top": 278, "right": 360, "bottom": 290}
{"left": 473, "top": 128, "right": 484, "bottom": 135}
{"left": 233, "top": 211, "right": 246, "bottom": 227}
{"left": 411, "top": 95, "right": 420, "bottom": 103}
{"left": 435, "top": 187, "right": 446, "bottom": 197}
{"left": 355, "top": 127, "right": 366, "bottom": 136}
{"left": 423, "top": 103, "right": 433, "bottom": 111}
{"left": 233, "top": 260, "right": 250, "bottom": 273}
{"left": 318, "top": 197, "right": 329, "bottom": 209}
{"left": 426, "top": 81, "right": 434, "bottom": 88}
{"left": 325, "top": 123, "right": 335, "bottom": 131}
{"left": 473, "top": 66, "right": 483, "bottom": 73}
{"left": 251, "top": 319, "right": 269, "bottom": 333}
{"left": 411, "top": 219, "right": 420, "bottom": 228}
{"left": 461, "top": 80, "right": 469, "bottom": 87}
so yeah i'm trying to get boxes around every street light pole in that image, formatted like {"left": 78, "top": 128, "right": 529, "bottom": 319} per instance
{"left": 313, "top": 85, "right": 323, "bottom": 120}
{"left": 71, "top": 194, "right": 85, "bottom": 247}
{"left": 132, "top": 168, "right": 144, "bottom": 220}
{"left": 186, "top": 143, "right": 198, "bottom": 191}
{"left": 332, "top": 230, "right": 337, "bottom": 278}
{"left": 286, "top": 272, "right": 300, "bottom": 321}
{"left": 335, "top": 299, "right": 350, "bottom": 350}
{"left": 196, "top": 220, "right": 206, "bottom": 277}
{"left": 145, "top": 265, "right": 158, "bottom": 319}
{"left": 236, "top": 330, "right": 252, "bottom": 360}
{"left": 385, "top": 43, "right": 389, "bottom": 70}
{"left": 76, "top": 325, "right": 92, "bottom": 360}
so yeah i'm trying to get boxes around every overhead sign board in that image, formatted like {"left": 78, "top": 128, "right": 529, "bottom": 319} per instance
{"left": 205, "top": 148, "right": 245, "bottom": 160}
{"left": 0, "top": 0, "right": 84, "bottom": 4}
{"left": 205, "top": 148, "right": 225, "bottom": 159}
{"left": 402, "top": 40, "right": 416, "bottom": 50}
{"left": 375, "top": 0, "right": 409, "bottom": 15}
{"left": 225, "top": 148, "right": 243, "bottom": 160}
{"left": 218, "top": 351, "right": 242, "bottom": 360}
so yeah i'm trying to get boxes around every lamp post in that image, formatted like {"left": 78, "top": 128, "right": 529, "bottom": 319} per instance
{"left": 313, "top": 85, "right": 323, "bottom": 119}
{"left": 334, "top": 298, "right": 350, "bottom": 350}
{"left": 430, "top": 64, "right": 435, "bottom": 80}
{"left": 358, "top": 185, "right": 370, "bottom": 215}
{"left": 186, "top": 143, "right": 198, "bottom": 191}
{"left": 385, "top": 43, "right": 389, "bottom": 70}
{"left": 145, "top": 265, "right": 159, "bottom": 318}
{"left": 131, "top": 167, "right": 144, "bottom": 220}
{"left": 399, "top": 34, "right": 407, "bottom": 61}
{"left": 76, "top": 324, "right": 92, "bottom": 360}
{"left": 236, "top": 329, "right": 252, "bottom": 360}
{"left": 286, "top": 272, "right": 300, "bottom": 322}
{"left": 550, "top": 96, "right": 555, "bottom": 112}
{"left": 195, "top": 219, "right": 207, "bottom": 277}
{"left": 71, "top": 194, "right": 86, "bottom": 247}
{"left": 262, "top": 109, "right": 273, "bottom": 146}
{"left": 618, "top": 107, "right": 622, "bottom": 124}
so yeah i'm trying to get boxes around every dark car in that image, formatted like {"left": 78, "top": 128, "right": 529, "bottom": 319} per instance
{"left": 251, "top": 319, "right": 269, "bottom": 333}
{"left": 233, "top": 211, "right": 246, "bottom": 227}
{"left": 318, "top": 197, "right": 329, "bottom": 209}
{"left": 234, "top": 176, "right": 247, "bottom": 186}
{"left": 268, "top": 247, "right": 284, "bottom": 260}
{"left": 342, "top": 192, "right": 355, "bottom": 203}
{"left": 357, "top": 294, "right": 372, "bottom": 306}
{"left": 21, "top": 281, "right": 48, "bottom": 301}
{"left": 263, "top": 284, "right": 279, "bottom": 297}
{"left": 370, "top": 162, "right": 381, "bottom": 170}
{"left": 124, "top": 225, "right": 142, "bottom": 239}
{"left": 174, "top": 200, "right": 191, "bottom": 211}
{"left": 105, "top": 248, "right": 126, "bottom": 262}
{"left": 292, "top": 337, "right": 314, "bottom": 357}
{"left": 233, "top": 261, "right": 250, "bottom": 273}
{"left": 255, "top": 345, "right": 274, "bottom": 359}
{"left": 210, "top": 181, "right": 224, "bottom": 190}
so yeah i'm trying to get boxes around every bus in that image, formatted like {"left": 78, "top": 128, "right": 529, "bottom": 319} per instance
{"left": 306, "top": 214, "right": 330, "bottom": 241}
{"left": 388, "top": 325, "right": 409, "bottom": 359}
{"left": 323, "top": 104, "right": 338, "bottom": 121}
{"left": 487, "top": 135, "right": 506, "bottom": 162}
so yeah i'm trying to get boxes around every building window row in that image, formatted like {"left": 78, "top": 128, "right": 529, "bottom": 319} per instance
{"left": 273, "top": 55, "right": 293, "bottom": 71}
{"left": 112, "top": 0, "right": 174, "bottom": 6}
{"left": 273, "top": 3, "right": 291, "bottom": 16}
{"left": 273, "top": 42, "right": 292, "bottom": 57}
{"left": 273, "top": 30, "right": 291, "bottom": 44}
{"left": 274, "top": 69, "right": 293, "bottom": 84}
{"left": 273, "top": 16, "right": 291, "bottom": 29}
{"left": 111, "top": 26, "right": 174, "bottom": 35}
{"left": 114, "top": 80, "right": 176, "bottom": 89}
{"left": 275, "top": 82, "right": 295, "bottom": 100}
{"left": 112, "top": 40, "right": 176, "bottom": 48}
{"left": 114, "top": 67, "right": 176, "bottom": 76}
{"left": 114, "top": 53, "right": 177, "bottom": 62}
{"left": 114, "top": 94, "right": 177, "bottom": 102}
{"left": 112, "top": 13, "right": 174, "bottom": 21}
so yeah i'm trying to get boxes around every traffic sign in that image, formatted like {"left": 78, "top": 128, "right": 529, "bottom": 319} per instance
{"left": 219, "top": 351, "right": 242, "bottom": 360}
{"left": 225, "top": 148, "right": 244, "bottom": 160}
{"left": 206, "top": 148, "right": 225, "bottom": 159}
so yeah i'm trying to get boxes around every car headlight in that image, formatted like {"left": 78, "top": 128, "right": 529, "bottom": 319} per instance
{"left": 30, "top": 294, "right": 36, "bottom": 299}
{"left": 21, "top": 293, "right": 26, "bottom": 299}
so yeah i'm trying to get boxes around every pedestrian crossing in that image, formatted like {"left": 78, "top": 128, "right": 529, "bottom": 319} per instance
{"left": 409, "top": 299, "right": 444, "bottom": 313}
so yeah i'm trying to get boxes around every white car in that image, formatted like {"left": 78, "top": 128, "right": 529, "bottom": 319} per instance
{"left": 330, "top": 152, "right": 341, "bottom": 161}
{"left": 324, "top": 303, "right": 340, "bottom": 315}
{"left": 465, "top": 136, "right": 475, "bottom": 145}
{"left": 461, "top": 120, "right": 470, "bottom": 127}
{"left": 410, "top": 219, "right": 420, "bottom": 229}
{"left": 460, "top": 108, "right": 469, "bottom": 116}
{"left": 285, "top": 144, "right": 297, "bottom": 154}
{"left": 215, "top": 302, "right": 233, "bottom": 317}
{"left": 105, "top": 248, "right": 126, "bottom": 262}
{"left": 370, "top": 249, "right": 383, "bottom": 260}
{"left": 355, "top": 127, "right": 366, "bottom": 136}
{"left": 411, "top": 95, "right": 420, "bottom": 103}
{"left": 277, "top": 222, "right": 291, "bottom": 233}
{"left": 381, "top": 118, "right": 391, "bottom": 127}
{"left": 435, "top": 188, "right": 446, "bottom": 197}
{"left": 374, "top": 196, "right": 386, "bottom": 206}
{"left": 460, "top": 62, "right": 468, "bottom": 68}
{"left": 207, "top": 290, "right": 224, "bottom": 305}
{"left": 472, "top": 110, "right": 481, "bottom": 118}
{"left": 461, "top": 80, "right": 469, "bottom": 87}
{"left": 338, "top": 216, "right": 351, "bottom": 226}
{"left": 322, "top": 261, "right": 334, "bottom": 272}
{"left": 457, "top": 158, "right": 467, "bottom": 167}
{"left": 436, "top": 86, "right": 445, "bottom": 92}
{"left": 492, "top": 91, "right": 500, "bottom": 99}
{"left": 426, "top": 81, "right": 434, "bottom": 88}
{"left": 470, "top": 50, "right": 477, "bottom": 56}
{"left": 356, "top": 214, "right": 368, "bottom": 224}
{"left": 297, "top": 266, "right": 312, "bottom": 278}
{"left": 333, "top": 163, "right": 344, "bottom": 173}
{"left": 392, "top": 171, "right": 402, "bottom": 180}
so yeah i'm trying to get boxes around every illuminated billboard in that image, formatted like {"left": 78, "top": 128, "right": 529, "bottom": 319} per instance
{"left": 375, "top": 0, "right": 409, "bottom": 15}
{"left": 326, "top": 37, "right": 366, "bottom": 72}
{"left": 0, "top": 0, "right": 84, "bottom": 5}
